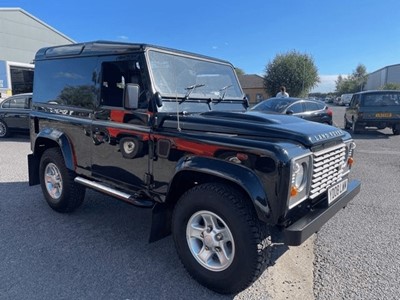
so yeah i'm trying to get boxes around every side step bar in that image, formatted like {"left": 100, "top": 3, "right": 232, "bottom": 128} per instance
{"left": 74, "top": 176, "right": 154, "bottom": 208}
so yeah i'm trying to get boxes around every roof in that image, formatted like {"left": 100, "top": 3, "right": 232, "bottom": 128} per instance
{"left": 368, "top": 63, "right": 400, "bottom": 75}
{"left": 34, "top": 41, "right": 233, "bottom": 64}
{"left": 237, "top": 74, "right": 264, "bottom": 89}
{"left": 354, "top": 90, "right": 400, "bottom": 95}
{"left": 0, "top": 7, "right": 75, "bottom": 43}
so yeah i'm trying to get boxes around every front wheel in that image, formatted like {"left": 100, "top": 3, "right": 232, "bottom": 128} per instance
{"left": 172, "top": 183, "right": 272, "bottom": 294}
{"left": 39, "top": 148, "right": 85, "bottom": 212}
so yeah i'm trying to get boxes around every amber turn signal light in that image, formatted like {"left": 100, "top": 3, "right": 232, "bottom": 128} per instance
{"left": 290, "top": 186, "right": 298, "bottom": 197}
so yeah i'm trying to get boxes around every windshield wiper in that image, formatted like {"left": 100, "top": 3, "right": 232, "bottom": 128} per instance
{"left": 213, "top": 84, "right": 233, "bottom": 104}
{"left": 219, "top": 84, "right": 232, "bottom": 100}
{"left": 183, "top": 84, "right": 205, "bottom": 101}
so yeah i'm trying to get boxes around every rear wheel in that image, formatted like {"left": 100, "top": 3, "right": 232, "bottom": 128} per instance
{"left": 120, "top": 137, "right": 142, "bottom": 159}
{"left": 172, "top": 183, "right": 272, "bottom": 294}
{"left": 39, "top": 148, "right": 85, "bottom": 212}
{"left": 0, "top": 120, "right": 9, "bottom": 138}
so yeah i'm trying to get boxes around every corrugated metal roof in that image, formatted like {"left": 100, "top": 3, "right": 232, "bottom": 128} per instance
{"left": 0, "top": 7, "right": 75, "bottom": 43}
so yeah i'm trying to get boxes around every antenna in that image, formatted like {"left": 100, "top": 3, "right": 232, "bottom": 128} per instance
{"left": 176, "top": 92, "right": 181, "bottom": 132}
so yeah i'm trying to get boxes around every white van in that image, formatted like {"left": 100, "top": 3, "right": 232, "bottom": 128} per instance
{"left": 340, "top": 93, "right": 353, "bottom": 106}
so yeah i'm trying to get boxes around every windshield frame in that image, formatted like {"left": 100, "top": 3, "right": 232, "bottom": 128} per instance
{"left": 145, "top": 48, "right": 244, "bottom": 101}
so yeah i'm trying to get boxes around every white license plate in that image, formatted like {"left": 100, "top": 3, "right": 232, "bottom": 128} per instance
{"left": 328, "top": 179, "right": 348, "bottom": 204}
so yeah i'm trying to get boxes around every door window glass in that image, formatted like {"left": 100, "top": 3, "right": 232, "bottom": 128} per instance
{"left": 288, "top": 102, "right": 304, "bottom": 113}
{"left": 304, "top": 102, "right": 319, "bottom": 111}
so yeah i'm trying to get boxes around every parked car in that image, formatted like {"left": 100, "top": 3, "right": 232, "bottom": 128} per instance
{"left": 333, "top": 96, "right": 342, "bottom": 105}
{"left": 344, "top": 90, "right": 400, "bottom": 134}
{"left": 0, "top": 93, "right": 32, "bottom": 138}
{"left": 340, "top": 93, "right": 353, "bottom": 106}
{"left": 26, "top": 41, "right": 360, "bottom": 294}
{"left": 251, "top": 97, "right": 333, "bottom": 125}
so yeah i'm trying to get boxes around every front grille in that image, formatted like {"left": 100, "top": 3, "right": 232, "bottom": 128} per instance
{"left": 310, "top": 144, "right": 347, "bottom": 199}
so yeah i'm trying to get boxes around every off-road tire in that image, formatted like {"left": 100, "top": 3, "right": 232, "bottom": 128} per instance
{"left": 0, "top": 119, "right": 9, "bottom": 138}
{"left": 39, "top": 148, "right": 85, "bottom": 212}
{"left": 172, "top": 182, "right": 272, "bottom": 294}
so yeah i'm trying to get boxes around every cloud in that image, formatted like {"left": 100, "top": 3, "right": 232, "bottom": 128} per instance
{"left": 311, "top": 75, "right": 338, "bottom": 93}
{"left": 117, "top": 35, "right": 129, "bottom": 40}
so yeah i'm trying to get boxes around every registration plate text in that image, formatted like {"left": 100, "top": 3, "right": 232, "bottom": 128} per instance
{"left": 328, "top": 179, "right": 348, "bottom": 204}
{"left": 375, "top": 113, "right": 392, "bottom": 118}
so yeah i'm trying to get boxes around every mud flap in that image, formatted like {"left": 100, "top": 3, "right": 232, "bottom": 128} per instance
{"left": 27, "top": 154, "right": 40, "bottom": 186}
{"left": 149, "top": 202, "right": 173, "bottom": 243}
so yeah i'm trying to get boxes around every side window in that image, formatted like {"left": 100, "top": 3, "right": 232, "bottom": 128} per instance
{"left": 33, "top": 57, "right": 98, "bottom": 109}
{"left": 288, "top": 102, "right": 303, "bottom": 113}
{"left": 1, "top": 99, "right": 10, "bottom": 108}
{"left": 355, "top": 95, "right": 361, "bottom": 107}
{"left": 8, "top": 97, "right": 26, "bottom": 109}
{"left": 350, "top": 94, "right": 360, "bottom": 107}
{"left": 100, "top": 62, "right": 124, "bottom": 107}
{"left": 349, "top": 95, "right": 360, "bottom": 107}
{"left": 349, "top": 96, "right": 355, "bottom": 107}
{"left": 100, "top": 60, "right": 147, "bottom": 109}
{"left": 304, "top": 102, "right": 319, "bottom": 111}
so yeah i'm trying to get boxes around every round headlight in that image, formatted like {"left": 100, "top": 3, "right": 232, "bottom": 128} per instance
{"left": 293, "top": 162, "right": 306, "bottom": 191}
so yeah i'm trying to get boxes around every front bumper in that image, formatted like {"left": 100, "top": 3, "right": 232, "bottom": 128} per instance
{"left": 283, "top": 179, "right": 361, "bottom": 246}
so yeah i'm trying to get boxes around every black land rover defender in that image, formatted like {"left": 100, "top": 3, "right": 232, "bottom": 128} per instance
{"left": 28, "top": 41, "right": 360, "bottom": 294}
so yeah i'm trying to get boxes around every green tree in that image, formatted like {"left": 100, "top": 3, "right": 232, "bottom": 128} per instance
{"left": 335, "top": 64, "right": 368, "bottom": 94}
{"left": 263, "top": 50, "right": 319, "bottom": 97}
{"left": 380, "top": 82, "right": 400, "bottom": 90}
{"left": 234, "top": 68, "right": 245, "bottom": 76}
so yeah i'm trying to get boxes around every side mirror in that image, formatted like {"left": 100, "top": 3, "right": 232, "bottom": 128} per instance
{"left": 153, "top": 92, "right": 163, "bottom": 108}
{"left": 286, "top": 110, "right": 294, "bottom": 115}
{"left": 243, "top": 96, "right": 249, "bottom": 109}
{"left": 124, "top": 83, "right": 139, "bottom": 109}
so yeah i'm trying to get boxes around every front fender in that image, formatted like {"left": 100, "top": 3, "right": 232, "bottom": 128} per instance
{"left": 173, "top": 156, "right": 270, "bottom": 222}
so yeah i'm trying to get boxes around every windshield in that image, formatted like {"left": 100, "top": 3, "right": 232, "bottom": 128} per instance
{"left": 147, "top": 50, "right": 243, "bottom": 100}
{"left": 251, "top": 98, "right": 294, "bottom": 113}
{"left": 362, "top": 92, "right": 400, "bottom": 106}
